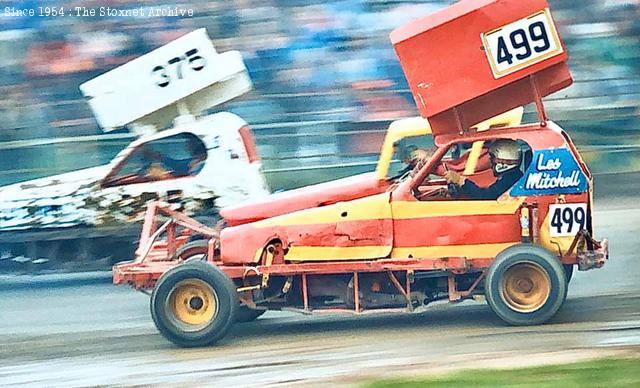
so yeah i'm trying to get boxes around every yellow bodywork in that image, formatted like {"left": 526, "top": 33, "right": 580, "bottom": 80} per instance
{"left": 253, "top": 193, "right": 392, "bottom": 228}
{"left": 376, "top": 116, "right": 433, "bottom": 180}
{"left": 391, "top": 243, "right": 517, "bottom": 259}
{"left": 286, "top": 246, "right": 392, "bottom": 262}
{"left": 391, "top": 197, "right": 525, "bottom": 219}
{"left": 375, "top": 107, "right": 525, "bottom": 180}
{"left": 539, "top": 211, "right": 576, "bottom": 257}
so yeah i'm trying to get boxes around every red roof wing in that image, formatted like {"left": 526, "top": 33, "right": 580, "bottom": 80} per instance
{"left": 391, "top": 0, "right": 572, "bottom": 137}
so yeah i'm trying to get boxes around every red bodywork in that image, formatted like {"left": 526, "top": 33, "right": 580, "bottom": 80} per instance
{"left": 220, "top": 172, "right": 389, "bottom": 226}
{"left": 391, "top": 0, "right": 572, "bottom": 134}
{"left": 218, "top": 123, "right": 577, "bottom": 264}
{"left": 113, "top": 123, "right": 608, "bottom": 291}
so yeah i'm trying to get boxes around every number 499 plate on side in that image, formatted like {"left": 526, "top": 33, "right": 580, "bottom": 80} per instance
{"left": 481, "top": 8, "right": 563, "bottom": 78}
{"left": 549, "top": 203, "right": 587, "bottom": 237}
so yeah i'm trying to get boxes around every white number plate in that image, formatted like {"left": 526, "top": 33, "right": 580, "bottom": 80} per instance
{"left": 481, "top": 8, "right": 563, "bottom": 78}
{"left": 549, "top": 203, "right": 587, "bottom": 237}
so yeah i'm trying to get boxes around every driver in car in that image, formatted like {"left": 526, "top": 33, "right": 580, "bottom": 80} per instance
{"left": 443, "top": 139, "right": 523, "bottom": 200}
{"left": 142, "top": 138, "right": 207, "bottom": 179}
{"left": 392, "top": 144, "right": 437, "bottom": 180}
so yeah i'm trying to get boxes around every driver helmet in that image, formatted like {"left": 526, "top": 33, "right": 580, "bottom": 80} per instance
{"left": 488, "top": 139, "right": 521, "bottom": 175}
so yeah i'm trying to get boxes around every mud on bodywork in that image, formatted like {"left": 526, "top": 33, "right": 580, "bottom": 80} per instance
{"left": 0, "top": 166, "right": 220, "bottom": 231}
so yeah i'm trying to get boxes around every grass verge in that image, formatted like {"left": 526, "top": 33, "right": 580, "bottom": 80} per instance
{"left": 365, "top": 358, "right": 640, "bottom": 387}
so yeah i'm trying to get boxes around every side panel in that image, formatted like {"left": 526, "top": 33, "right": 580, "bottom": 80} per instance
{"left": 536, "top": 194, "right": 590, "bottom": 259}
{"left": 390, "top": 199, "right": 523, "bottom": 259}
{"left": 220, "top": 193, "right": 393, "bottom": 264}
{"left": 509, "top": 141, "right": 591, "bottom": 258}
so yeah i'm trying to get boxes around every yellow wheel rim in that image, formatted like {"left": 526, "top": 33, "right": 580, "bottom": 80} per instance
{"left": 501, "top": 262, "right": 551, "bottom": 313}
{"left": 167, "top": 279, "right": 217, "bottom": 331}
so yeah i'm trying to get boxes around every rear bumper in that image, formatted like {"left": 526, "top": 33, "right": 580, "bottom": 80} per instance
{"left": 576, "top": 237, "right": 608, "bottom": 271}
{"left": 112, "top": 261, "right": 178, "bottom": 289}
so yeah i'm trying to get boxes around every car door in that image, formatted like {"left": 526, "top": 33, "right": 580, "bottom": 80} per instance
{"left": 277, "top": 193, "right": 395, "bottom": 261}
{"left": 389, "top": 141, "right": 523, "bottom": 260}
{"left": 390, "top": 197, "right": 522, "bottom": 259}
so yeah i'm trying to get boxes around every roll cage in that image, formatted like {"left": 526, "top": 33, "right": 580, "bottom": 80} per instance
{"left": 392, "top": 122, "right": 573, "bottom": 202}
{"left": 378, "top": 107, "right": 525, "bottom": 182}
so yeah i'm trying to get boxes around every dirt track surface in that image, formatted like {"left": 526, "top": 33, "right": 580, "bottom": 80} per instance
{"left": 1, "top": 199, "right": 639, "bottom": 387}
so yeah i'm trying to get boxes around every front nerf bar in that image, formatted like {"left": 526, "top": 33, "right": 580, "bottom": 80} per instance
{"left": 567, "top": 229, "right": 608, "bottom": 271}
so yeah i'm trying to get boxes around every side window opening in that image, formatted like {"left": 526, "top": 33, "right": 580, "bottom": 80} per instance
{"left": 413, "top": 138, "right": 532, "bottom": 201}
{"left": 103, "top": 133, "right": 207, "bottom": 187}
{"left": 391, "top": 135, "right": 436, "bottom": 179}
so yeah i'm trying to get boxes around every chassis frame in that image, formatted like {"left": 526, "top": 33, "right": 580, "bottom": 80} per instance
{"left": 113, "top": 200, "right": 607, "bottom": 316}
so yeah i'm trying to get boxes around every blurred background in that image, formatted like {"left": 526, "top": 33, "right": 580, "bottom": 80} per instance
{"left": 1, "top": 4, "right": 639, "bottom": 384}
{"left": 0, "top": 0, "right": 638, "bottom": 191}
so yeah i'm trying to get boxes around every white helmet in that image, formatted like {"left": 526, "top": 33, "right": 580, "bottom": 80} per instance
{"left": 489, "top": 139, "right": 521, "bottom": 174}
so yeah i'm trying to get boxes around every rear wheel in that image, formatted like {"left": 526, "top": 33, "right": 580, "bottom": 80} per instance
{"left": 172, "top": 240, "right": 209, "bottom": 262}
{"left": 485, "top": 244, "right": 567, "bottom": 326}
{"left": 150, "top": 261, "right": 237, "bottom": 347}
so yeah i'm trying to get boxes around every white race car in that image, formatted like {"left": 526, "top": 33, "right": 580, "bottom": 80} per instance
{"left": 0, "top": 30, "right": 270, "bottom": 267}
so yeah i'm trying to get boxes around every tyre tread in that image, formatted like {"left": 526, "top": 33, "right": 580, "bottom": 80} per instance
{"left": 150, "top": 261, "right": 238, "bottom": 347}
{"left": 485, "top": 244, "right": 567, "bottom": 326}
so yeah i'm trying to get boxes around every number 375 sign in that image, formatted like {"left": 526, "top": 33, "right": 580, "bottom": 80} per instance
{"left": 481, "top": 8, "right": 563, "bottom": 78}
{"left": 80, "top": 29, "right": 251, "bottom": 131}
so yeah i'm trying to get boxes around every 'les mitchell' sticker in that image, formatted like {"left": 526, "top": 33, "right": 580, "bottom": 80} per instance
{"left": 510, "top": 148, "right": 588, "bottom": 196}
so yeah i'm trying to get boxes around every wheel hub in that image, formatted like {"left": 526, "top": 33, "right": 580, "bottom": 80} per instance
{"left": 516, "top": 278, "right": 534, "bottom": 293}
{"left": 189, "top": 296, "right": 204, "bottom": 310}
{"left": 168, "top": 279, "right": 217, "bottom": 330}
{"left": 501, "top": 262, "right": 551, "bottom": 313}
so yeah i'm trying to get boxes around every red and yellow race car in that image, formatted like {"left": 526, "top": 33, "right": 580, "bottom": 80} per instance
{"left": 113, "top": 0, "right": 608, "bottom": 347}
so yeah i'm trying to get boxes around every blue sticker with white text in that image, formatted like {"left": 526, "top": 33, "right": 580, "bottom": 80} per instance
{"left": 510, "top": 148, "right": 588, "bottom": 196}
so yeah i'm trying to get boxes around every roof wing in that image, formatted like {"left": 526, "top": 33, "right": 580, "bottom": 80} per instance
{"left": 391, "top": 0, "right": 571, "bottom": 137}
{"left": 80, "top": 29, "right": 251, "bottom": 133}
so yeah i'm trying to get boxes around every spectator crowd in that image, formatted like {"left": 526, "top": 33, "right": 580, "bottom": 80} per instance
{"left": 0, "top": 0, "right": 638, "bottom": 185}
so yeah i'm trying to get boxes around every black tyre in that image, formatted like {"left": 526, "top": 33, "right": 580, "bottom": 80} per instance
{"left": 171, "top": 240, "right": 209, "bottom": 262}
{"left": 563, "top": 264, "right": 574, "bottom": 284}
{"left": 236, "top": 306, "right": 266, "bottom": 323}
{"left": 150, "top": 261, "right": 238, "bottom": 347}
{"left": 485, "top": 244, "right": 567, "bottom": 326}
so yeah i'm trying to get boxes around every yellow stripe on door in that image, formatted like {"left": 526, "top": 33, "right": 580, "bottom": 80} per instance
{"left": 276, "top": 242, "right": 517, "bottom": 262}
{"left": 391, "top": 198, "right": 524, "bottom": 219}
{"left": 284, "top": 245, "right": 392, "bottom": 261}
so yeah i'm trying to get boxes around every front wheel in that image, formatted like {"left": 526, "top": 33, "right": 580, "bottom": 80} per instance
{"left": 485, "top": 244, "right": 567, "bottom": 326}
{"left": 563, "top": 264, "right": 574, "bottom": 284}
{"left": 150, "top": 261, "right": 238, "bottom": 347}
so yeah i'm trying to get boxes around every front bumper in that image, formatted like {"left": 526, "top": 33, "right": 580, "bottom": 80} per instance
{"left": 576, "top": 237, "right": 608, "bottom": 271}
